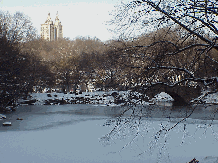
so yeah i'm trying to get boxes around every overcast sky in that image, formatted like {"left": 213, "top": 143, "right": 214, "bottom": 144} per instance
{"left": 0, "top": 0, "right": 124, "bottom": 41}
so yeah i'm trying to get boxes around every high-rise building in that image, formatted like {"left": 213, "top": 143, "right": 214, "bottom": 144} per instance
{"left": 40, "top": 12, "right": 63, "bottom": 41}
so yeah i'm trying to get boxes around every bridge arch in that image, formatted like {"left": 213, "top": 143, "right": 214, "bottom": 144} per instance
{"left": 142, "top": 83, "right": 201, "bottom": 106}
{"left": 164, "top": 91, "right": 188, "bottom": 106}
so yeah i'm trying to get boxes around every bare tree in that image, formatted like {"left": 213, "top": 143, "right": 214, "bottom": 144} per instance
{"left": 0, "top": 11, "right": 37, "bottom": 43}
{"left": 0, "top": 26, "right": 37, "bottom": 109}
{"left": 0, "top": 11, "right": 42, "bottom": 110}
{"left": 110, "top": 0, "right": 218, "bottom": 43}
{"left": 108, "top": 0, "right": 218, "bottom": 98}
{"left": 99, "top": 0, "right": 218, "bottom": 161}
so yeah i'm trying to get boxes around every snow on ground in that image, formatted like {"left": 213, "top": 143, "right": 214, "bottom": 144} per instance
{"left": 30, "top": 91, "right": 116, "bottom": 106}
{"left": 28, "top": 90, "right": 153, "bottom": 106}
{"left": 202, "top": 92, "right": 218, "bottom": 104}
{"left": 19, "top": 90, "right": 218, "bottom": 106}
{"left": 152, "top": 92, "right": 174, "bottom": 102}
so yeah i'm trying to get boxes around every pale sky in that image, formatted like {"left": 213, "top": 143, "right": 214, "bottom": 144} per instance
{"left": 0, "top": 0, "right": 123, "bottom": 41}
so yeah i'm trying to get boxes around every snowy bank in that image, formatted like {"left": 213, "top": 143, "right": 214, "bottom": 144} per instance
{"left": 17, "top": 90, "right": 218, "bottom": 106}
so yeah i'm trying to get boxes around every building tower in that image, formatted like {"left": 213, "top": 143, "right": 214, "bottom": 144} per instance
{"left": 40, "top": 12, "right": 63, "bottom": 41}
{"left": 54, "top": 12, "right": 63, "bottom": 41}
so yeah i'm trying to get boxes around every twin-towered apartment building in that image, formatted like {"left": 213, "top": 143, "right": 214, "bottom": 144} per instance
{"left": 40, "top": 12, "right": 63, "bottom": 41}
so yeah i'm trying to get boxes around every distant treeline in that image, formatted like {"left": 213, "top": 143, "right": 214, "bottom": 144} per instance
{"left": 0, "top": 11, "right": 217, "bottom": 109}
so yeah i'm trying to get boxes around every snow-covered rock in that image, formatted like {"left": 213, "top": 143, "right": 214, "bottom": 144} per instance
{"left": 0, "top": 114, "right": 6, "bottom": 119}
{"left": 2, "top": 122, "right": 11, "bottom": 126}
{"left": 152, "top": 92, "right": 174, "bottom": 102}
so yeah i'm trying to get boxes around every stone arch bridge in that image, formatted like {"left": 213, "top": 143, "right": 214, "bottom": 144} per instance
{"left": 141, "top": 83, "right": 201, "bottom": 106}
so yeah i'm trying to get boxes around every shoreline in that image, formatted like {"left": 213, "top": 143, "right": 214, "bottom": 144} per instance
{"left": 22, "top": 90, "right": 218, "bottom": 106}
{"left": 1, "top": 90, "right": 217, "bottom": 114}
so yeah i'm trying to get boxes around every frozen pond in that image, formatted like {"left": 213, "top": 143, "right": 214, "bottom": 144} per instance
{"left": 0, "top": 104, "right": 218, "bottom": 163}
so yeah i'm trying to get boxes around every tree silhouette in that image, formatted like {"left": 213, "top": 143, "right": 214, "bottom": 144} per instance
{"left": 108, "top": 0, "right": 218, "bottom": 100}
{"left": 0, "top": 11, "right": 41, "bottom": 110}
